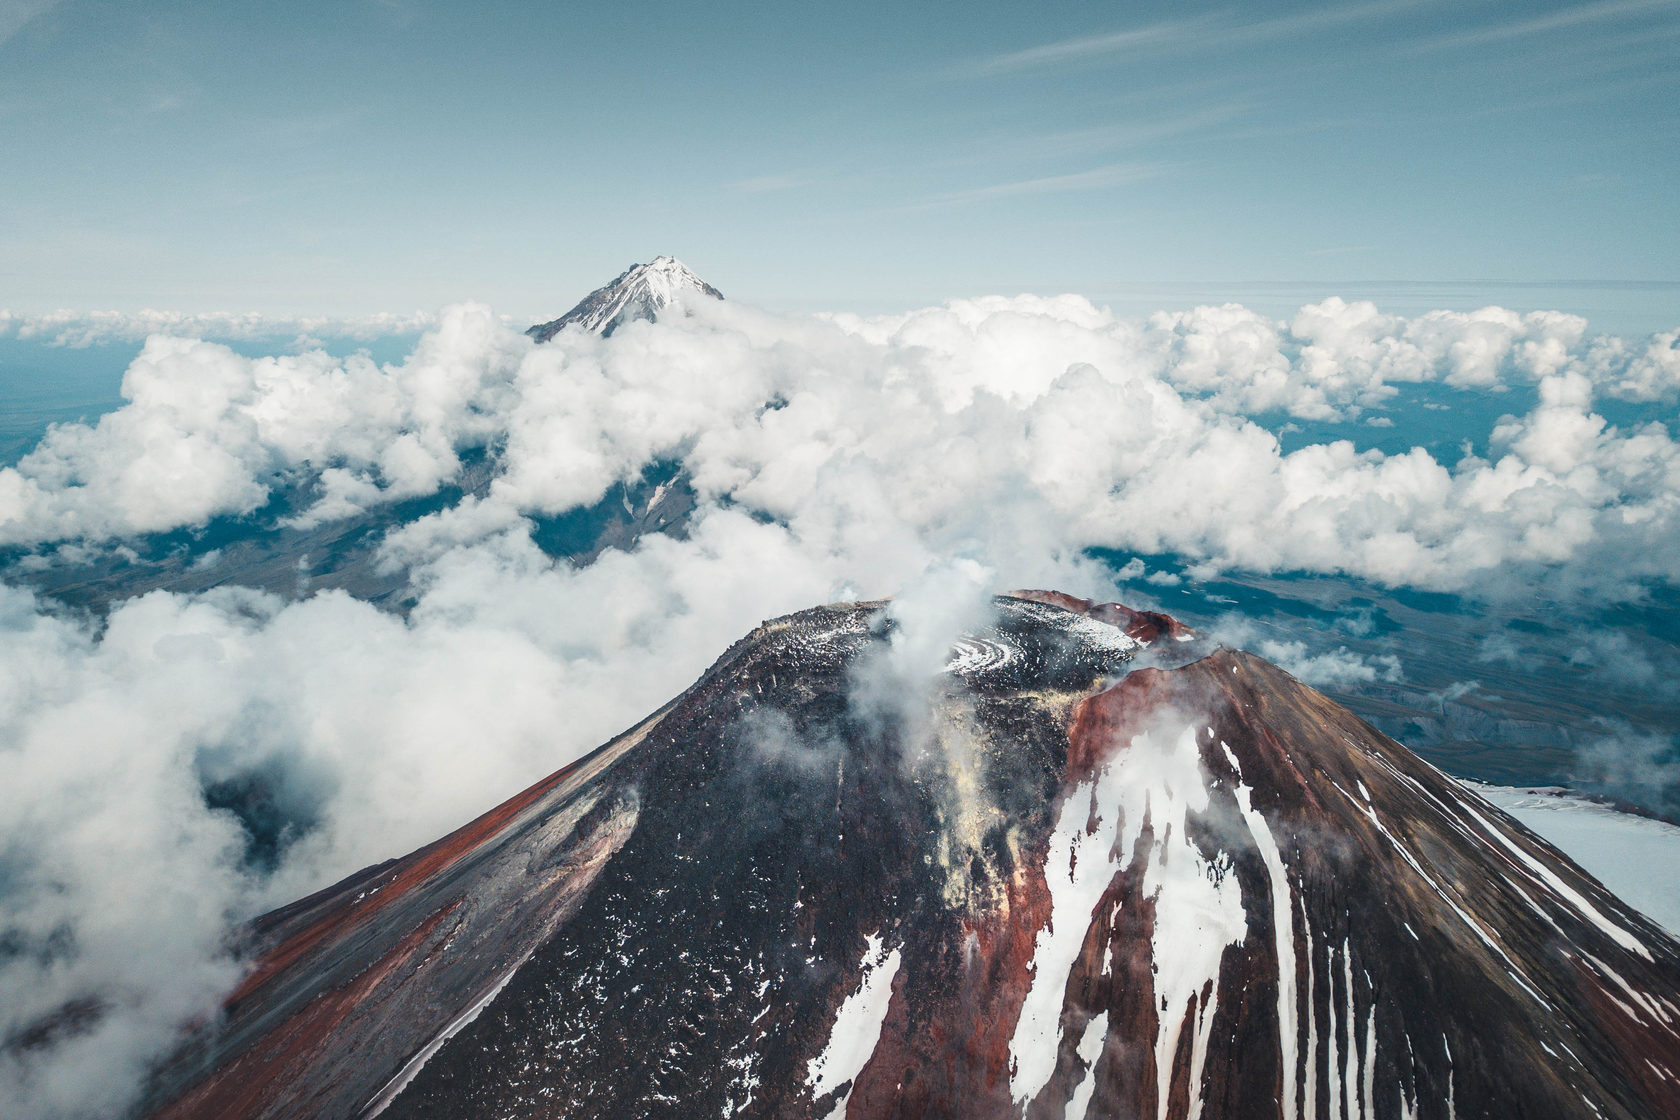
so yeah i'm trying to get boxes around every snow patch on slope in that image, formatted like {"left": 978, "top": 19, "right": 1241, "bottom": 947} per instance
{"left": 1143, "top": 725, "right": 1248, "bottom": 1120}
{"left": 1009, "top": 717, "right": 1248, "bottom": 1116}
{"left": 1063, "top": 1012, "right": 1108, "bottom": 1120}
{"left": 1009, "top": 762, "right": 1131, "bottom": 1104}
{"left": 806, "top": 933, "right": 901, "bottom": 1117}
{"left": 1220, "top": 738, "right": 1299, "bottom": 1120}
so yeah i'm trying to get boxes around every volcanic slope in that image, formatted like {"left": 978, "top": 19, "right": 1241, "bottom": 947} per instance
{"left": 140, "top": 593, "right": 1680, "bottom": 1120}
{"left": 527, "top": 255, "right": 723, "bottom": 341}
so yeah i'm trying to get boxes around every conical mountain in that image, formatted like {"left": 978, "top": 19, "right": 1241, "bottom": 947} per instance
{"left": 140, "top": 593, "right": 1680, "bottom": 1120}
{"left": 527, "top": 256, "right": 724, "bottom": 341}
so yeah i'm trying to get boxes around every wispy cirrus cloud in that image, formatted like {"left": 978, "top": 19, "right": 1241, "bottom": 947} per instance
{"left": 970, "top": 0, "right": 1431, "bottom": 76}
{"left": 929, "top": 162, "right": 1173, "bottom": 206}
{"left": 1417, "top": 0, "right": 1679, "bottom": 51}
{"left": 0, "top": 0, "right": 60, "bottom": 50}
{"left": 974, "top": 17, "right": 1211, "bottom": 75}
{"left": 1306, "top": 245, "right": 1380, "bottom": 258}
{"left": 979, "top": 100, "right": 1256, "bottom": 163}
{"left": 730, "top": 172, "right": 813, "bottom": 194}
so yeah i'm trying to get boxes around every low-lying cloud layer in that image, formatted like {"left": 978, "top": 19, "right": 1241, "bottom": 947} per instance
{"left": 1, "top": 291, "right": 1678, "bottom": 1117}
{"left": 0, "top": 309, "right": 439, "bottom": 349}
{"left": 3, "top": 295, "right": 1679, "bottom": 592}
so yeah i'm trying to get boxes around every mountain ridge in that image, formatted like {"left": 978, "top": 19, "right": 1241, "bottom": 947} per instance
{"left": 527, "top": 256, "right": 723, "bottom": 341}
{"left": 138, "top": 593, "right": 1680, "bottom": 1120}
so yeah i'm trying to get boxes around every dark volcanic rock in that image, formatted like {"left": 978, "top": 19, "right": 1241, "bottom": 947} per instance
{"left": 140, "top": 595, "right": 1680, "bottom": 1120}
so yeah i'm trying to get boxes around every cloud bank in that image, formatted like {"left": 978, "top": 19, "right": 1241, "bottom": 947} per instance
{"left": 0, "top": 309, "right": 439, "bottom": 349}
{"left": 2, "top": 290, "right": 1679, "bottom": 1116}
{"left": 4, "top": 293, "right": 1677, "bottom": 591}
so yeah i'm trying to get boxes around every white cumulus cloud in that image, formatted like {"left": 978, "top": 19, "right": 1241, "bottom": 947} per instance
{"left": 2, "top": 289, "right": 1680, "bottom": 1116}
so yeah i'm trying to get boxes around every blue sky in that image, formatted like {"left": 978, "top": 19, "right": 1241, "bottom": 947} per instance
{"left": 2, "top": 0, "right": 1677, "bottom": 320}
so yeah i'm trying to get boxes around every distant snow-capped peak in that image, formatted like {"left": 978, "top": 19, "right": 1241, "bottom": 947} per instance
{"left": 528, "top": 255, "right": 724, "bottom": 341}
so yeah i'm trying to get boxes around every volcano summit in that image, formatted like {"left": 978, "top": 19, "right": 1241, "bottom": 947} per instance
{"left": 527, "top": 256, "right": 724, "bottom": 341}
{"left": 140, "top": 594, "right": 1680, "bottom": 1120}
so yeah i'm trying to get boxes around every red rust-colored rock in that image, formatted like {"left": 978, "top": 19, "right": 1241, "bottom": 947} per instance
{"left": 1012, "top": 588, "right": 1195, "bottom": 643}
